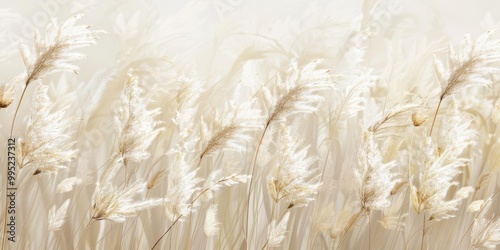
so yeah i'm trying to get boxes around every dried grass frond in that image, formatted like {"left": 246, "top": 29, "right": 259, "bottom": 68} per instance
{"left": 491, "top": 95, "right": 500, "bottom": 124}
{"left": 48, "top": 199, "right": 70, "bottom": 231}
{"left": 368, "top": 102, "right": 426, "bottom": 136}
{"left": 475, "top": 173, "right": 491, "bottom": 191}
{"left": 267, "top": 125, "right": 321, "bottom": 208}
{"left": 332, "top": 71, "right": 375, "bottom": 121}
{"left": 436, "top": 31, "right": 500, "bottom": 101}
{"left": 412, "top": 102, "right": 476, "bottom": 221}
{"left": 174, "top": 75, "right": 205, "bottom": 107}
{"left": 437, "top": 100, "right": 476, "bottom": 159}
{"left": 264, "top": 60, "right": 331, "bottom": 125}
{"left": 92, "top": 181, "right": 162, "bottom": 223}
{"left": 390, "top": 179, "right": 408, "bottom": 196}
{"left": 429, "top": 31, "right": 500, "bottom": 135}
{"left": 21, "top": 84, "right": 77, "bottom": 175}
{"left": 267, "top": 211, "right": 290, "bottom": 248}
{"left": 204, "top": 204, "right": 220, "bottom": 236}
{"left": 468, "top": 200, "right": 486, "bottom": 213}
{"left": 200, "top": 170, "right": 251, "bottom": 202}
{"left": 147, "top": 169, "right": 166, "bottom": 190}
{"left": 56, "top": 177, "right": 83, "bottom": 193}
{"left": 354, "top": 131, "right": 398, "bottom": 211}
{"left": 0, "top": 75, "right": 23, "bottom": 108}
{"left": 381, "top": 137, "right": 403, "bottom": 163}
{"left": 115, "top": 71, "right": 163, "bottom": 165}
{"left": 170, "top": 75, "right": 205, "bottom": 134}
{"left": 199, "top": 101, "right": 262, "bottom": 159}
{"left": 411, "top": 136, "right": 473, "bottom": 221}
{"left": 472, "top": 216, "right": 500, "bottom": 249}
{"left": 20, "top": 15, "right": 102, "bottom": 86}
{"left": 164, "top": 153, "right": 202, "bottom": 221}
{"left": 99, "top": 156, "right": 125, "bottom": 184}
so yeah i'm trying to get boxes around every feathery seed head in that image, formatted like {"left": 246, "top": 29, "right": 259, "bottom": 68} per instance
{"left": 468, "top": 200, "right": 486, "bottom": 213}
{"left": 472, "top": 215, "right": 500, "bottom": 249}
{"left": 164, "top": 153, "right": 202, "bottom": 221}
{"left": 92, "top": 181, "right": 162, "bottom": 223}
{"left": 265, "top": 60, "right": 331, "bottom": 125}
{"left": 267, "top": 125, "right": 321, "bottom": 207}
{"left": 200, "top": 170, "right": 251, "bottom": 202}
{"left": 368, "top": 103, "right": 426, "bottom": 136}
{"left": 147, "top": 170, "right": 166, "bottom": 190}
{"left": 0, "top": 77, "right": 21, "bottom": 108}
{"left": 57, "top": 177, "right": 83, "bottom": 193}
{"left": 115, "top": 71, "right": 163, "bottom": 165}
{"left": 411, "top": 135, "right": 474, "bottom": 221}
{"left": 199, "top": 101, "right": 262, "bottom": 159}
{"left": 436, "top": 31, "right": 500, "bottom": 101}
{"left": 354, "top": 131, "right": 398, "bottom": 211}
{"left": 21, "top": 84, "right": 77, "bottom": 174}
{"left": 20, "top": 15, "right": 102, "bottom": 86}
{"left": 492, "top": 95, "right": 500, "bottom": 124}
{"left": 267, "top": 212, "right": 290, "bottom": 248}
{"left": 204, "top": 204, "right": 220, "bottom": 236}
{"left": 48, "top": 199, "right": 70, "bottom": 231}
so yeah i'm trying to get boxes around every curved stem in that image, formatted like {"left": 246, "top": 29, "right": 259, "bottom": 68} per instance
{"left": 368, "top": 212, "right": 371, "bottom": 250}
{"left": 429, "top": 98, "right": 443, "bottom": 136}
{"left": 405, "top": 220, "right": 426, "bottom": 250}
{"left": 421, "top": 214, "right": 427, "bottom": 250}
{"left": 245, "top": 124, "right": 269, "bottom": 243}
{"left": 91, "top": 226, "right": 114, "bottom": 250}
{"left": 4, "top": 86, "right": 28, "bottom": 246}
{"left": 261, "top": 241, "right": 268, "bottom": 250}
{"left": 10, "top": 85, "right": 28, "bottom": 138}
{"left": 76, "top": 220, "right": 94, "bottom": 250}
{"left": 336, "top": 210, "right": 364, "bottom": 249}
{"left": 151, "top": 180, "right": 225, "bottom": 249}
{"left": 150, "top": 215, "right": 182, "bottom": 250}
{"left": 455, "top": 191, "right": 498, "bottom": 249}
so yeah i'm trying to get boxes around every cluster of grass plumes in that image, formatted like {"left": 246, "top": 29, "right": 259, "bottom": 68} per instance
{"left": 1, "top": 1, "right": 500, "bottom": 250}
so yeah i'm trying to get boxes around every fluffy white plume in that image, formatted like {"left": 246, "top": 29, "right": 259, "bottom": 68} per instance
{"left": 492, "top": 95, "right": 500, "bottom": 124}
{"left": 264, "top": 60, "right": 331, "bottom": 125}
{"left": 21, "top": 84, "right": 77, "bottom": 175}
{"left": 267, "top": 125, "right": 321, "bottom": 208}
{"left": 332, "top": 71, "right": 374, "bottom": 122}
{"left": 0, "top": 76, "right": 22, "bottom": 108}
{"left": 199, "top": 101, "right": 262, "bottom": 159}
{"left": 19, "top": 15, "right": 102, "bottom": 86}
{"left": 354, "top": 131, "right": 398, "bottom": 211}
{"left": 164, "top": 153, "right": 202, "bottom": 221}
{"left": 468, "top": 200, "right": 485, "bottom": 213}
{"left": 435, "top": 31, "right": 500, "bottom": 100}
{"left": 56, "top": 177, "right": 83, "bottom": 193}
{"left": 204, "top": 204, "right": 220, "bottom": 236}
{"left": 472, "top": 216, "right": 500, "bottom": 249}
{"left": 200, "top": 170, "right": 251, "bottom": 202}
{"left": 48, "top": 199, "right": 70, "bottom": 231}
{"left": 92, "top": 181, "right": 163, "bottom": 223}
{"left": 437, "top": 100, "right": 476, "bottom": 159}
{"left": 412, "top": 102, "right": 475, "bottom": 221}
{"left": 267, "top": 212, "right": 290, "bottom": 248}
{"left": 368, "top": 102, "right": 426, "bottom": 136}
{"left": 114, "top": 71, "right": 162, "bottom": 165}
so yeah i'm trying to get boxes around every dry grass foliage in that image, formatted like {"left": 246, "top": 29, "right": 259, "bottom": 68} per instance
{"left": 1, "top": 2, "right": 500, "bottom": 250}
